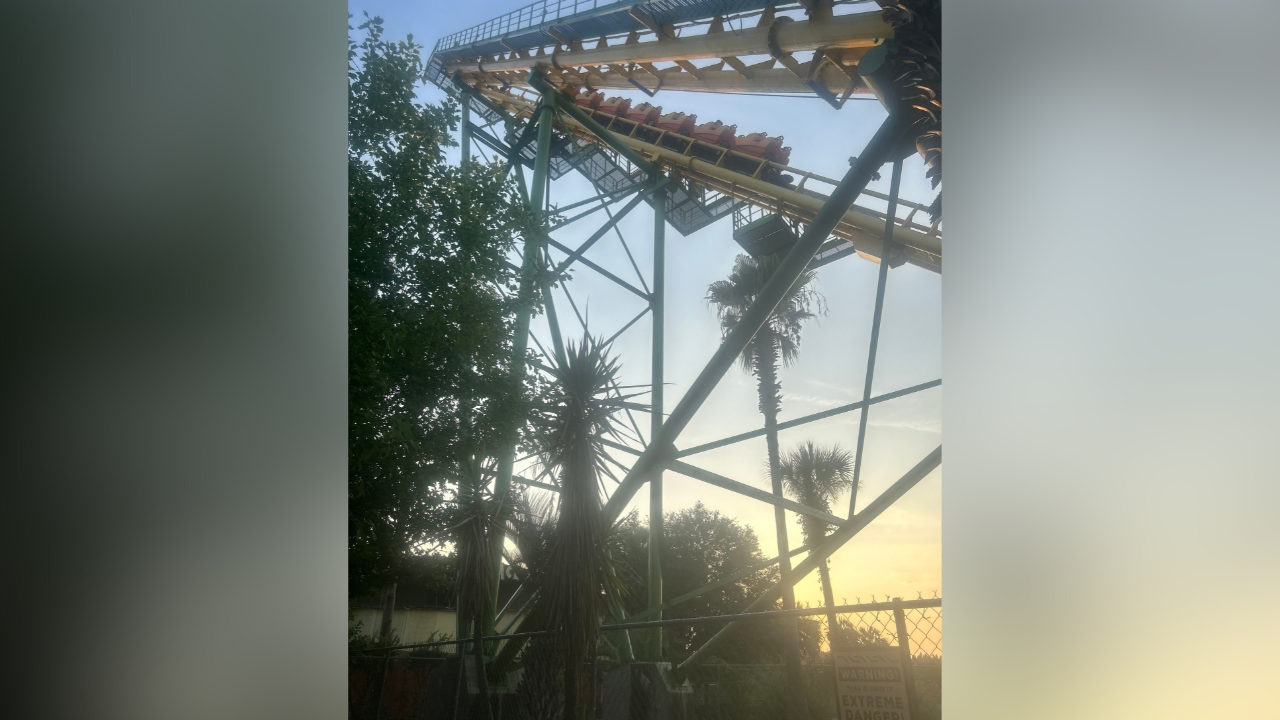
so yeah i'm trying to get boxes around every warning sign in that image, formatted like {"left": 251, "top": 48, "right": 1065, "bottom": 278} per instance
{"left": 833, "top": 648, "right": 911, "bottom": 720}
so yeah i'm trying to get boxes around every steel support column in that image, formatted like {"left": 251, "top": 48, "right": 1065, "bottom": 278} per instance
{"left": 603, "top": 112, "right": 911, "bottom": 525}
{"left": 488, "top": 101, "right": 558, "bottom": 633}
{"left": 647, "top": 184, "right": 666, "bottom": 660}
{"left": 527, "top": 70, "right": 658, "bottom": 176}
{"left": 460, "top": 93, "right": 471, "bottom": 165}
{"left": 848, "top": 158, "right": 904, "bottom": 517}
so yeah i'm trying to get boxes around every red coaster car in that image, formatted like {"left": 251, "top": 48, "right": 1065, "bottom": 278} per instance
{"left": 734, "top": 132, "right": 791, "bottom": 165}
{"left": 573, "top": 88, "right": 604, "bottom": 111}
{"left": 655, "top": 111, "right": 696, "bottom": 136}
{"left": 597, "top": 96, "right": 633, "bottom": 117}
{"left": 693, "top": 120, "right": 737, "bottom": 148}
{"left": 625, "top": 102, "right": 663, "bottom": 125}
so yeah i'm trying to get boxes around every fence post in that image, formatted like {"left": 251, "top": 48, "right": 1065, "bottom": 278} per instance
{"left": 375, "top": 651, "right": 391, "bottom": 720}
{"left": 892, "top": 598, "right": 920, "bottom": 720}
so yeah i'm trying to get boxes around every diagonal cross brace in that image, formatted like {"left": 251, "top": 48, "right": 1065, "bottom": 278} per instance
{"left": 528, "top": 68, "right": 659, "bottom": 177}
{"left": 673, "top": 445, "right": 942, "bottom": 678}
{"left": 545, "top": 237, "right": 649, "bottom": 300}
{"left": 626, "top": 542, "right": 814, "bottom": 623}
{"left": 554, "top": 180, "right": 667, "bottom": 274}
{"left": 677, "top": 379, "right": 942, "bottom": 457}
{"left": 601, "top": 439, "right": 845, "bottom": 527}
{"left": 601, "top": 112, "right": 912, "bottom": 525}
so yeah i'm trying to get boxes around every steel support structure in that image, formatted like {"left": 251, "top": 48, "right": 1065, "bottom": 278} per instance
{"left": 446, "top": 8, "right": 891, "bottom": 103}
{"left": 432, "top": 0, "right": 944, "bottom": 691}
{"left": 673, "top": 446, "right": 942, "bottom": 679}
{"left": 849, "top": 158, "right": 904, "bottom": 516}
{"left": 460, "top": 89, "right": 471, "bottom": 164}
{"left": 648, "top": 184, "right": 665, "bottom": 660}
{"left": 487, "top": 99, "right": 556, "bottom": 636}
{"left": 484, "top": 103, "right": 940, "bottom": 669}
{"left": 602, "top": 111, "right": 912, "bottom": 522}
{"left": 474, "top": 86, "right": 941, "bottom": 271}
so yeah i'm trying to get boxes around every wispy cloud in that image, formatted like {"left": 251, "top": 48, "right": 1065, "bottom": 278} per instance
{"left": 800, "top": 378, "right": 860, "bottom": 399}
{"left": 782, "top": 393, "right": 846, "bottom": 408}
{"left": 869, "top": 418, "right": 942, "bottom": 434}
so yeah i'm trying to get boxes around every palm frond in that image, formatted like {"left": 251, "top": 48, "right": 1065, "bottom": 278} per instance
{"left": 706, "top": 254, "right": 825, "bottom": 373}
{"left": 779, "top": 441, "right": 856, "bottom": 546}
{"left": 533, "top": 333, "right": 647, "bottom": 702}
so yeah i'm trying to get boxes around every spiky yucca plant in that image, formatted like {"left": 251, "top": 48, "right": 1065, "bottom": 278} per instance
{"left": 540, "top": 336, "right": 633, "bottom": 718}
{"left": 442, "top": 454, "right": 499, "bottom": 720}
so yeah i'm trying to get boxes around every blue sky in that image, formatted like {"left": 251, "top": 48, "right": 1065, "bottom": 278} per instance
{"left": 350, "top": 0, "right": 943, "bottom": 608}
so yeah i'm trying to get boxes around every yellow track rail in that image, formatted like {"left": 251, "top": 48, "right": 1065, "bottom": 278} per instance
{"left": 483, "top": 86, "right": 942, "bottom": 272}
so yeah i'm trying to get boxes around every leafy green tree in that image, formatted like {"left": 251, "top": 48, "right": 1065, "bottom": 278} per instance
{"left": 833, "top": 622, "right": 891, "bottom": 649}
{"left": 347, "top": 13, "right": 533, "bottom": 599}
{"left": 612, "top": 502, "right": 801, "bottom": 663}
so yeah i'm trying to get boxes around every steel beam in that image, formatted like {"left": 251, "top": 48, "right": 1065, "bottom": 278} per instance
{"left": 648, "top": 184, "right": 666, "bottom": 660}
{"left": 849, "top": 158, "right": 904, "bottom": 517}
{"left": 539, "top": 247, "right": 569, "bottom": 367}
{"left": 446, "top": 12, "right": 890, "bottom": 74}
{"left": 626, "top": 543, "right": 814, "bottom": 623}
{"left": 670, "top": 460, "right": 846, "bottom": 527}
{"left": 470, "top": 65, "right": 871, "bottom": 96}
{"left": 545, "top": 237, "right": 649, "bottom": 300}
{"left": 607, "top": 598, "right": 942, "bottom": 632}
{"left": 674, "top": 446, "right": 942, "bottom": 678}
{"left": 530, "top": 104, "right": 554, "bottom": 211}
{"left": 548, "top": 186, "right": 642, "bottom": 231}
{"left": 677, "top": 379, "right": 941, "bottom": 457}
{"left": 604, "top": 305, "right": 650, "bottom": 347}
{"left": 527, "top": 70, "right": 658, "bottom": 176}
{"left": 486, "top": 91, "right": 940, "bottom": 262}
{"left": 600, "top": 439, "right": 845, "bottom": 527}
{"left": 489, "top": 102, "right": 558, "bottom": 631}
{"left": 602, "top": 112, "right": 912, "bottom": 525}
{"left": 552, "top": 180, "right": 647, "bottom": 215}
{"left": 604, "top": 202, "right": 651, "bottom": 295}
{"left": 460, "top": 91, "right": 471, "bottom": 164}
{"left": 554, "top": 187, "right": 654, "bottom": 273}
{"left": 468, "top": 121, "right": 525, "bottom": 165}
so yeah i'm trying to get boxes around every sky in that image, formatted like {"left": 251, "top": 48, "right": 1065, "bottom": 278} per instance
{"left": 349, "top": 0, "right": 943, "bottom": 611}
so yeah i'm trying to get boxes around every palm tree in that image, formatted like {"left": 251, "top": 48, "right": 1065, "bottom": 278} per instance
{"left": 780, "top": 441, "right": 855, "bottom": 647}
{"left": 707, "top": 252, "right": 823, "bottom": 720}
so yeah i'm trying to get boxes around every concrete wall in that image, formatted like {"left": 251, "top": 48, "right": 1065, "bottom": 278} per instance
{"left": 351, "top": 608, "right": 455, "bottom": 644}
{"left": 351, "top": 608, "right": 525, "bottom": 645}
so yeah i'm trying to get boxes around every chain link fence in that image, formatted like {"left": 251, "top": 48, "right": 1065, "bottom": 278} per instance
{"left": 350, "top": 596, "right": 941, "bottom": 719}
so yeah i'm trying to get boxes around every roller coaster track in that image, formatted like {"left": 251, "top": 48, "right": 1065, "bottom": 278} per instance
{"left": 476, "top": 82, "right": 941, "bottom": 271}
{"left": 429, "top": 1, "right": 942, "bottom": 272}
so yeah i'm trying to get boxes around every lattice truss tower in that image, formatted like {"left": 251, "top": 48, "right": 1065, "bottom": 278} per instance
{"left": 427, "top": 0, "right": 943, "bottom": 666}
